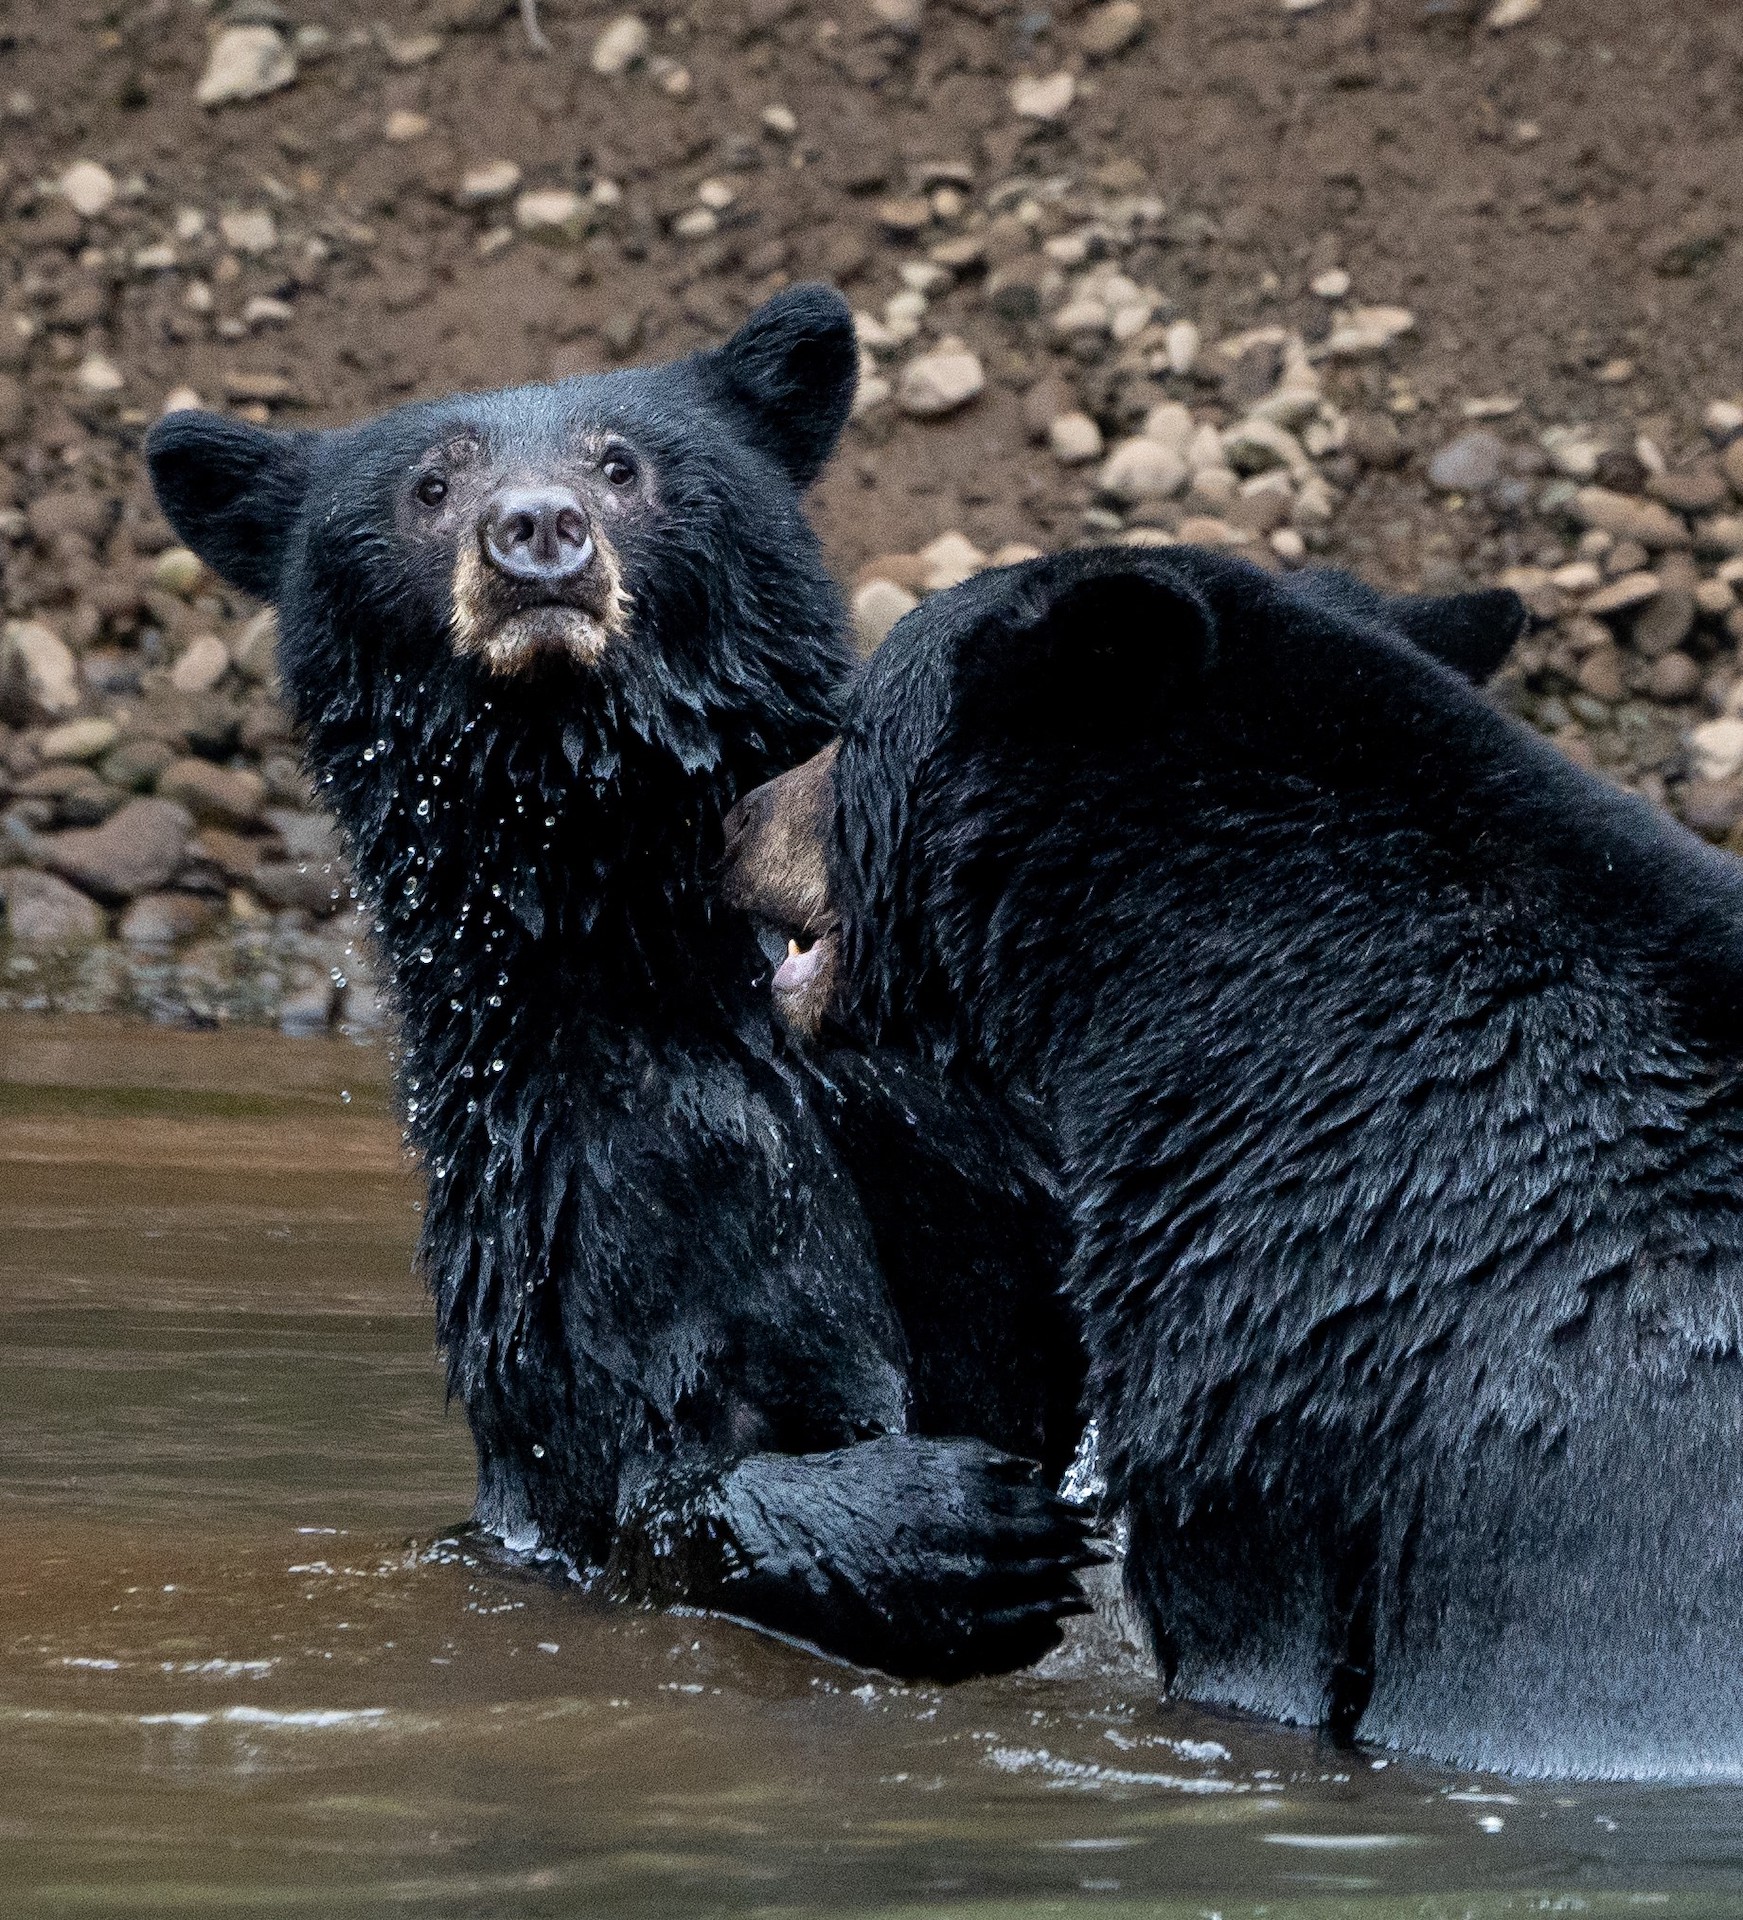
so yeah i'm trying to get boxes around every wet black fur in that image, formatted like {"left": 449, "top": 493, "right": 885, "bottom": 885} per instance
{"left": 145, "top": 287, "right": 1089, "bottom": 1679}
{"left": 808, "top": 542, "right": 1743, "bottom": 1777}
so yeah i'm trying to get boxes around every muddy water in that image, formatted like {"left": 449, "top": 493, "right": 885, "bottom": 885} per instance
{"left": 3, "top": 1017, "right": 1742, "bottom": 1919}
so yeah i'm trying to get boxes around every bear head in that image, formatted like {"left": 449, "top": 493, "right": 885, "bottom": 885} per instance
{"left": 145, "top": 285, "right": 860, "bottom": 794}
{"left": 723, "top": 546, "right": 1528, "bottom": 1048}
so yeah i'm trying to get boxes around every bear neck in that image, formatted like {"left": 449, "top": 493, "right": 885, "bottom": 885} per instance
{"left": 304, "top": 654, "right": 771, "bottom": 1069}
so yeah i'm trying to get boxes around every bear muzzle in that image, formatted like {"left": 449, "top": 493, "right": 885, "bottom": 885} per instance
{"left": 450, "top": 484, "right": 630, "bottom": 675}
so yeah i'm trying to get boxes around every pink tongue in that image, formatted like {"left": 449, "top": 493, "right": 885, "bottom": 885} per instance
{"left": 774, "top": 942, "right": 824, "bottom": 990}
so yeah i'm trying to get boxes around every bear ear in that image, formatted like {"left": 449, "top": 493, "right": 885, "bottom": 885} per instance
{"left": 1384, "top": 587, "right": 1529, "bottom": 684}
{"left": 144, "top": 410, "right": 316, "bottom": 602}
{"left": 957, "top": 556, "right": 1218, "bottom": 743}
{"left": 697, "top": 283, "right": 858, "bottom": 489}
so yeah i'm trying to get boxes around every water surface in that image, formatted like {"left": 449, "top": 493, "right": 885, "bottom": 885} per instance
{"left": 3, "top": 1014, "right": 1740, "bottom": 1918}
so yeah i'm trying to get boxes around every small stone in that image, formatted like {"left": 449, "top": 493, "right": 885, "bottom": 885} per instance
{"left": 157, "top": 757, "right": 264, "bottom": 829}
{"left": 918, "top": 532, "right": 987, "bottom": 592}
{"left": 119, "top": 891, "right": 214, "bottom": 948}
{"left": 197, "top": 26, "right": 297, "bottom": 108}
{"left": 1487, "top": 0, "right": 1541, "bottom": 24}
{"left": 1048, "top": 411, "right": 1105, "bottom": 465}
{"left": 75, "top": 354, "right": 125, "bottom": 397}
{"left": 672, "top": 207, "right": 717, "bottom": 241}
{"left": 1271, "top": 527, "right": 1308, "bottom": 564}
{"left": 1541, "top": 427, "right": 1606, "bottom": 479}
{"left": 1223, "top": 416, "right": 1309, "bottom": 477}
{"left": 515, "top": 188, "right": 587, "bottom": 240}
{"left": 38, "top": 717, "right": 117, "bottom": 763}
{"left": 40, "top": 797, "right": 192, "bottom": 902}
{"left": 58, "top": 160, "right": 117, "bottom": 219}
{"left": 1680, "top": 778, "right": 1743, "bottom": 840}
{"left": 221, "top": 370, "right": 297, "bottom": 406}
{"left": 1, "top": 869, "right": 103, "bottom": 948}
{"left": 1099, "top": 437, "right": 1189, "bottom": 505}
{"left": 219, "top": 208, "right": 277, "bottom": 255}
{"left": 152, "top": 548, "right": 206, "bottom": 598}
{"left": 171, "top": 635, "right": 232, "bottom": 695}
{"left": 457, "top": 160, "right": 522, "bottom": 207}
{"left": 876, "top": 197, "right": 933, "bottom": 237}
{"left": 1581, "top": 571, "right": 1661, "bottom": 617}
{"left": 1576, "top": 647, "right": 1625, "bottom": 704}
{"left": 898, "top": 346, "right": 985, "bottom": 419}
{"left": 1571, "top": 487, "right": 1691, "bottom": 550}
{"left": 762, "top": 104, "right": 798, "bottom": 138}
{"left": 1144, "top": 403, "right": 1199, "bottom": 459}
{"left": 1632, "top": 590, "right": 1697, "bottom": 659}
{"left": 279, "top": 980, "right": 337, "bottom": 1034}
{"left": 380, "top": 28, "right": 444, "bottom": 66}
{"left": 1, "top": 620, "right": 79, "bottom": 719}
{"left": 1162, "top": 319, "right": 1200, "bottom": 377}
{"left": 1697, "top": 516, "right": 1743, "bottom": 559}
{"left": 1309, "top": 268, "right": 1351, "bottom": 300}
{"left": 1427, "top": 430, "right": 1506, "bottom": 494}
{"left": 1706, "top": 402, "right": 1743, "bottom": 445}
{"left": 100, "top": 739, "right": 174, "bottom": 793}
{"left": 1646, "top": 652, "right": 1702, "bottom": 703}
{"left": 243, "top": 295, "right": 293, "bottom": 330}
{"left": 590, "top": 14, "right": 650, "bottom": 76}
{"left": 1722, "top": 439, "right": 1743, "bottom": 498}
{"left": 1010, "top": 71, "right": 1076, "bottom": 121}
{"left": 696, "top": 179, "right": 736, "bottom": 212}
{"left": 384, "top": 109, "right": 430, "bottom": 143}
{"left": 866, "top": 0, "right": 923, "bottom": 25}
{"left": 1648, "top": 465, "right": 1728, "bottom": 515}
{"left": 1078, "top": 2, "right": 1144, "bottom": 57}
{"left": 231, "top": 609, "right": 280, "bottom": 685}
{"left": 853, "top": 579, "right": 919, "bottom": 653}
{"left": 1320, "top": 306, "right": 1415, "bottom": 358}
{"left": 161, "top": 385, "right": 203, "bottom": 416}
{"left": 1691, "top": 718, "right": 1743, "bottom": 785}
{"left": 1697, "top": 578, "right": 1738, "bottom": 618}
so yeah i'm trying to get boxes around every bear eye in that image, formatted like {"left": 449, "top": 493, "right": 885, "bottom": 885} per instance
{"left": 601, "top": 450, "right": 637, "bottom": 487}
{"left": 414, "top": 471, "right": 448, "bottom": 508}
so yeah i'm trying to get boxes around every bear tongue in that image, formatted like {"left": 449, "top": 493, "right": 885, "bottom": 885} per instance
{"left": 774, "top": 938, "right": 824, "bottom": 990}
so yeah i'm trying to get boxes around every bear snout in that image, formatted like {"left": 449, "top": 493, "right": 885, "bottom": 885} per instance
{"left": 449, "top": 486, "right": 630, "bottom": 676}
{"left": 481, "top": 486, "right": 597, "bottom": 587}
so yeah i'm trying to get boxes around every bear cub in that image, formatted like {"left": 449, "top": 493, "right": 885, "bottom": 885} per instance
{"left": 726, "top": 541, "right": 1743, "bottom": 1780}
{"left": 146, "top": 287, "right": 1091, "bottom": 1681}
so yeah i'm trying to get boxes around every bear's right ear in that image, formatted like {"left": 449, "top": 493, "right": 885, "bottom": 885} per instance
{"left": 956, "top": 558, "right": 1218, "bottom": 744}
{"left": 145, "top": 410, "right": 316, "bottom": 602}
{"left": 697, "top": 284, "right": 858, "bottom": 489}
{"left": 1384, "top": 587, "right": 1529, "bottom": 684}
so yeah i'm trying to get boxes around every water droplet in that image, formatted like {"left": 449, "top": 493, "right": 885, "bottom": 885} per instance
{"left": 544, "top": 816, "right": 556, "bottom": 828}
{"left": 418, "top": 948, "right": 433, "bottom": 964}
{"left": 459, "top": 1064, "right": 474, "bottom": 1079}
{"left": 416, "top": 799, "right": 431, "bottom": 819}
{"left": 340, "top": 1089, "right": 352, "bottom": 1104}
{"left": 486, "top": 994, "right": 502, "bottom": 1009}
{"left": 490, "top": 1058, "right": 504, "bottom": 1073}
{"left": 362, "top": 747, "right": 376, "bottom": 763}
{"left": 531, "top": 1444, "right": 545, "bottom": 1459}
{"left": 466, "top": 1099, "right": 478, "bottom": 1114}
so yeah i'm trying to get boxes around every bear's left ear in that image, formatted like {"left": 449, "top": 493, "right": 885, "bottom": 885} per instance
{"left": 956, "top": 557, "right": 1218, "bottom": 744}
{"left": 145, "top": 410, "right": 317, "bottom": 602}
{"left": 1385, "top": 587, "right": 1529, "bottom": 684}
{"left": 697, "top": 283, "right": 858, "bottom": 489}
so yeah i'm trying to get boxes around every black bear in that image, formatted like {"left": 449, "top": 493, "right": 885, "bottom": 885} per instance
{"left": 145, "top": 287, "right": 1091, "bottom": 1679}
{"left": 723, "top": 541, "right": 1743, "bottom": 1780}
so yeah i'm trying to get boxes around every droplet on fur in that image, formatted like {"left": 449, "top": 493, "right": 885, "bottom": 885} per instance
{"left": 418, "top": 947, "right": 433, "bottom": 963}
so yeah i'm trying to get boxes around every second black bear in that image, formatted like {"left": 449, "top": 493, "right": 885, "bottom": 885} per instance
{"left": 146, "top": 288, "right": 1090, "bottom": 1679}
{"left": 724, "top": 543, "right": 1743, "bottom": 1780}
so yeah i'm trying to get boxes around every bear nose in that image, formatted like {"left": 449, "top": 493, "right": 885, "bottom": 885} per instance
{"left": 480, "top": 487, "right": 596, "bottom": 585}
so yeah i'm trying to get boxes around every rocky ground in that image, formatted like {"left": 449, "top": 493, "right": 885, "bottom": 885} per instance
{"left": 1, "top": 0, "right": 1740, "bottom": 1032}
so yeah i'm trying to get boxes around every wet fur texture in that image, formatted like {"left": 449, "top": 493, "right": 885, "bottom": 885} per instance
{"left": 145, "top": 287, "right": 1089, "bottom": 1680}
{"left": 732, "top": 543, "right": 1743, "bottom": 1778}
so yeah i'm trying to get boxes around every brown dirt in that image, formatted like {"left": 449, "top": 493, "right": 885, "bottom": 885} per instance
{"left": 3, "top": 0, "right": 1738, "bottom": 574}
{"left": 2, "top": 0, "right": 1742, "bottom": 1023}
